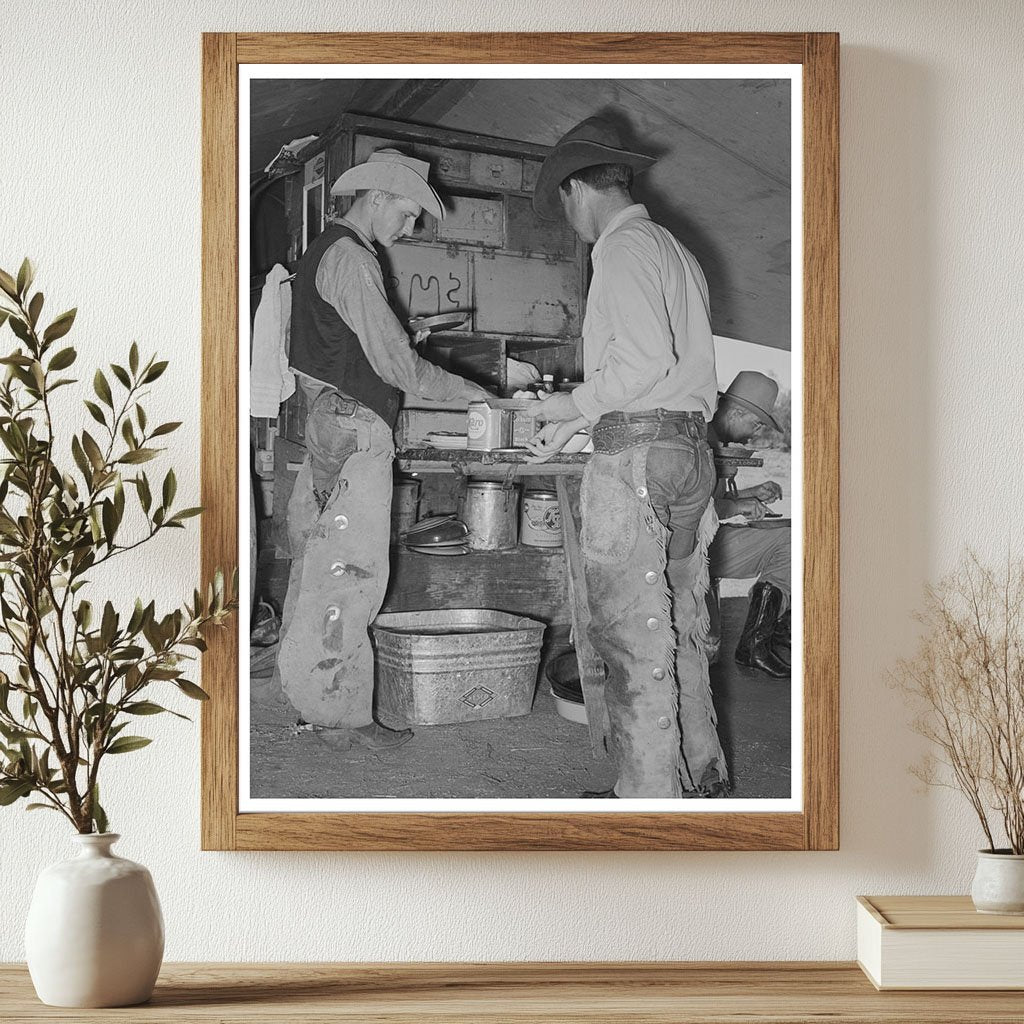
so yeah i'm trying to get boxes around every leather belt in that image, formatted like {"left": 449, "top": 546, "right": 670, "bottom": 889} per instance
{"left": 312, "top": 387, "right": 378, "bottom": 424}
{"left": 592, "top": 409, "right": 707, "bottom": 454}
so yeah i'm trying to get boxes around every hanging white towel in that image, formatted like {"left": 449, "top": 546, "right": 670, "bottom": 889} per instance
{"left": 250, "top": 263, "right": 295, "bottom": 418}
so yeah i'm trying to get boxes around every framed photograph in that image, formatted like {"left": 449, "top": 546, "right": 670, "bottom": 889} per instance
{"left": 202, "top": 32, "right": 838, "bottom": 850}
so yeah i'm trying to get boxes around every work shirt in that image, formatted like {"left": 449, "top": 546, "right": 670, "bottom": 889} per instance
{"left": 570, "top": 204, "right": 718, "bottom": 424}
{"left": 310, "top": 223, "right": 467, "bottom": 405}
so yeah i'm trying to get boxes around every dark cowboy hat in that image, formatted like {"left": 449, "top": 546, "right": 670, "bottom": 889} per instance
{"left": 718, "top": 371, "right": 783, "bottom": 433}
{"left": 532, "top": 116, "right": 656, "bottom": 221}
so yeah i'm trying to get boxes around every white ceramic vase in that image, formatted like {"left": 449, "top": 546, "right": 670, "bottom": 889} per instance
{"left": 970, "top": 849, "right": 1024, "bottom": 915}
{"left": 25, "top": 833, "right": 164, "bottom": 1007}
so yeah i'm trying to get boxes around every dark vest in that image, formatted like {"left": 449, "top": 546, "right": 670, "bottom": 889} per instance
{"left": 289, "top": 223, "right": 400, "bottom": 427}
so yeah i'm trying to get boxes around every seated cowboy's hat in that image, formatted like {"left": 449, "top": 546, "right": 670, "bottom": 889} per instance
{"left": 330, "top": 148, "right": 445, "bottom": 221}
{"left": 719, "top": 371, "right": 783, "bottom": 433}
{"left": 532, "top": 116, "right": 656, "bottom": 221}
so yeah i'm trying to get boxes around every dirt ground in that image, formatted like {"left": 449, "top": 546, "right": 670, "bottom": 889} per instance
{"left": 248, "top": 597, "right": 791, "bottom": 801}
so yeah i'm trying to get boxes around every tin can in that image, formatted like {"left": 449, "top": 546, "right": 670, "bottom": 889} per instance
{"left": 467, "top": 402, "right": 512, "bottom": 450}
{"left": 390, "top": 477, "right": 421, "bottom": 541}
{"left": 459, "top": 480, "right": 519, "bottom": 550}
{"left": 512, "top": 407, "right": 539, "bottom": 447}
{"left": 520, "top": 489, "right": 562, "bottom": 548}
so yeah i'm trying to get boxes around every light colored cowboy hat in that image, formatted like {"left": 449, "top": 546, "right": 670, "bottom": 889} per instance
{"left": 719, "top": 371, "right": 783, "bottom": 433}
{"left": 532, "top": 116, "right": 656, "bottom": 221}
{"left": 330, "top": 149, "right": 445, "bottom": 221}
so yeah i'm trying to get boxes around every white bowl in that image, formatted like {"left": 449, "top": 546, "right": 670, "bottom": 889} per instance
{"left": 550, "top": 688, "right": 588, "bottom": 725}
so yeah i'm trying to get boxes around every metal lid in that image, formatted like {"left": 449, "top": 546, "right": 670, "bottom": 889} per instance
{"left": 524, "top": 489, "right": 557, "bottom": 499}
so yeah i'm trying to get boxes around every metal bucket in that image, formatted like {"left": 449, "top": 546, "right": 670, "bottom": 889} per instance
{"left": 371, "top": 609, "right": 545, "bottom": 726}
{"left": 459, "top": 480, "right": 518, "bottom": 550}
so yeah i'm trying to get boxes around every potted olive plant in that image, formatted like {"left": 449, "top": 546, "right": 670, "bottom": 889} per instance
{"left": 0, "top": 260, "right": 236, "bottom": 1005}
{"left": 895, "top": 552, "right": 1024, "bottom": 914}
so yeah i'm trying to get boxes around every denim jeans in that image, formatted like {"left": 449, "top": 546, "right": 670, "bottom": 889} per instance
{"left": 581, "top": 434, "right": 726, "bottom": 797}
{"left": 274, "top": 384, "right": 395, "bottom": 727}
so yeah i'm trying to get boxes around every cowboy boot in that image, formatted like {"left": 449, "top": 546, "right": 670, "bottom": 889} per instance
{"left": 772, "top": 607, "right": 791, "bottom": 669}
{"left": 735, "top": 582, "right": 789, "bottom": 678}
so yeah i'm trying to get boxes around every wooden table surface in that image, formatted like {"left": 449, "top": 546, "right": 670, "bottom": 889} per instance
{"left": 3, "top": 962, "right": 1023, "bottom": 1022}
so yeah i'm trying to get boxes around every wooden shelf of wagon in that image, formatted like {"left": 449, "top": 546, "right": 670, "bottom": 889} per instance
{"left": 396, "top": 447, "right": 588, "bottom": 478}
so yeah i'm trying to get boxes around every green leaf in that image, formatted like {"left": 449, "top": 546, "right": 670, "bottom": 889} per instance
{"left": 162, "top": 468, "right": 176, "bottom": 508}
{"left": 150, "top": 421, "right": 181, "bottom": 438}
{"left": 118, "top": 448, "right": 157, "bottom": 465}
{"left": 93, "top": 369, "right": 113, "bottom": 409}
{"left": 175, "top": 679, "right": 210, "bottom": 701}
{"left": 76, "top": 600, "right": 93, "bottom": 631}
{"left": 136, "top": 404, "right": 147, "bottom": 432}
{"left": 16, "top": 258, "right": 34, "bottom": 298}
{"left": 81, "top": 431, "right": 104, "bottom": 472}
{"left": 100, "top": 601, "right": 117, "bottom": 647}
{"left": 0, "top": 779, "right": 33, "bottom": 805}
{"left": 136, "top": 473, "right": 152, "bottom": 513}
{"left": 121, "top": 418, "right": 137, "bottom": 450}
{"left": 129, "top": 342, "right": 139, "bottom": 375}
{"left": 42, "top": 308, "right": 77, "bottom": 344}
{"left": 9, "top": 316, "right": 32, "bottom": 345}
{"left": 47, "top": 346, "right": 77, "bottom": 371}
{"left": 70, "top": 435, "right": 92, "bottom": 483}
{"left": 168, "top": 507, "right": 203, "bottom": 524}
{"left": 26, "top": 803, "right": 61, "bottom": 813}
{"left": 91, "top": 785, "right": 108, "bottom": 834}
{"left": 27, "top": 292, "right": 43, "bottom": 328}
{"left": 83, "top": 400, "right": 106, "bottom": 427}
{"left": 142, "top": 360, "right": 168, "bottom": 383}
{"left": 0, "top": 268, "right": 18, "bottom": 300}
{"left": 105, "top": 735, "right": 152, "bottom": 755}
{"left": 124, "top": 701, "right": 171, "bottom": 716}
{"left": 110, "top": 363, "right": 131, "bottom": 389}
{"left": 0, "top": 309, "right": 9, "bottom": 331}
{"left": 101, "top": 498, "right": 117, "bottom": 546}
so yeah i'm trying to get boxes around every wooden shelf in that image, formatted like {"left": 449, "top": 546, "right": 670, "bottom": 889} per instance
{"left": 2, "top": 962, "right": 1022, "bottom": 1022}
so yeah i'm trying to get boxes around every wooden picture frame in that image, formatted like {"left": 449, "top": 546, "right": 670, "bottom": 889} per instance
{"left": 201, "top": 32, "right": 839, "bottom": 851}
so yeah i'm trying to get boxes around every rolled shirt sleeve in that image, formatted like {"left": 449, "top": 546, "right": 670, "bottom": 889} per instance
{"left": 316, "top": 240, "right": 467, "bottom": 403}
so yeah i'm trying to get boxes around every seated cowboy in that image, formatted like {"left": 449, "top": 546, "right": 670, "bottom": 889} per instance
{"left": 708, "top": 372, "right": 791, "bottom": 678}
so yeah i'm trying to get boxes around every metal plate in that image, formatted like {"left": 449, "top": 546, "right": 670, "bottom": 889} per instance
{"left": 409, "top": 311, "right": 472, "bottom": 332}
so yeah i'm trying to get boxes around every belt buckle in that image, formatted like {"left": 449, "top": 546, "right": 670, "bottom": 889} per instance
{"left": 336, "top": 398, "right": 359, "bottom": 418}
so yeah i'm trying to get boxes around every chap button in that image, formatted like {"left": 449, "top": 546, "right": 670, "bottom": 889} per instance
{"left": 652, "top": 667, "right": 666, "bottom": 680}
{"left": 646, "top": 617, "right": 660, "bottom": 631}
{"left": 330, "top": 562, "right": 346, "bottom": 577}
{"left": 325, "top": 606, "right": 341, "bottom": 622}
{"left": 334, "top": 514, "right": 349, "bottom": 530}
{"left": 657, "top": 716, "right": 671, "bottom": 730}
{"left": 644, "top": 570, "right": 659, "bottom": 585}
{"left": 636, "top": 486, "right": 648, "bottom": 498}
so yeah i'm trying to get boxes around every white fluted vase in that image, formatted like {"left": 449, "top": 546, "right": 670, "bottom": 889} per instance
{"left": 971, "top": 850, "right": 1024, "bottom": 915}
{"left": 25, "top": 833, "right": 164, "bottom": 1007}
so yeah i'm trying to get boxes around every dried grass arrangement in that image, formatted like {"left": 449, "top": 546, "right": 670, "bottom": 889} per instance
{"left": 895, "top": 552, "right": 1024, "bottom": 854}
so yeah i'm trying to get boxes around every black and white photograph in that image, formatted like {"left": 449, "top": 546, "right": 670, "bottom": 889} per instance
{"left": 242, "top": 67, "right": 801, "bottom": 811}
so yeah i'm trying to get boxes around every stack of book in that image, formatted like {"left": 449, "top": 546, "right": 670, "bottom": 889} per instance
{"left": 857, "top": 895, "right": 1024, "bottom": 990}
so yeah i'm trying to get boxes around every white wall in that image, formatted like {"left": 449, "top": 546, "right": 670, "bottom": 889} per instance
{"left": 2, "top": 0, "right": 1022, "bottom": 962}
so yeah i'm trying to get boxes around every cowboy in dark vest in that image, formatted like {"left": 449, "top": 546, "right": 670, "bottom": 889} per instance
{"left": 276, "top": 149, "right": 535, "bottom": 751}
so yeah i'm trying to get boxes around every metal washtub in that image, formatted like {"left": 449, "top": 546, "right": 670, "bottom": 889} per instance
{"left": 371, "top": 609, "right": 545, "bottom": 726}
